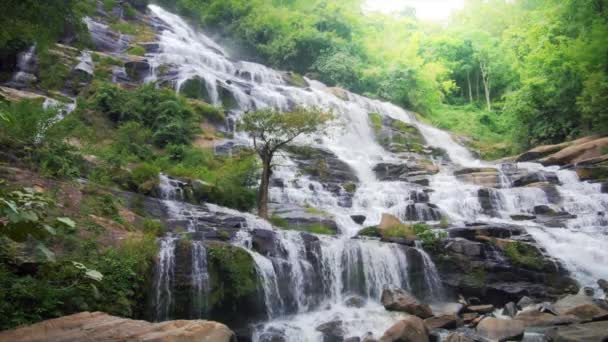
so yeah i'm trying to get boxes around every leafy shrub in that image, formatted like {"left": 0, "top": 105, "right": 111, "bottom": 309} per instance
{"left": 34, "top": 142, "right": 85, "bottom": 178}
{"left": 382, "top": 224, "right": 416, "bottom": 239}
{"left": 0, "top": 100, "right": 56, "bottom": 149}
{"left": 412, "top": 223, "right": 447, "bottom": 252}
{"left": 130, "top": 163, "right": 160, "bottom": 194}
{"left": 504, "top": 242, "right": 544, "bottom": 270}
{"left": 358, "top": 226, "right": 381, "bottom": 237}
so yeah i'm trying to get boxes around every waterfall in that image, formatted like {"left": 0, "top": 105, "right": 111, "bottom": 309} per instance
{"left": 142, "top": 4, "right": 608, "bottom": 340}
{"left": 153, "top": 236, "right": 177, "bottom": 321}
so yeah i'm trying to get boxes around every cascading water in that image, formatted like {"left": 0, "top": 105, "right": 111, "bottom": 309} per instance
{"left": 143, "top": 4, "right": 608, "bottom": 340}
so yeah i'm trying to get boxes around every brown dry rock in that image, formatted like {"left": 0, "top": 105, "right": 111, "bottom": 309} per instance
{"left": 381, "top": 288, "right": 434, "bottom": 318}
{"left": 380, "top": 316, "right": 429, "bottom": 342}
{"left": 0, "top": 312, "right": 237, "bottom": 342}
{"left": 424, "top": 314, "right": 458, "bottom": 330}
{"left": 540, "top": 136, "right": 608, "bottom": 166}
{"left": 514, "top": 309, "right": 580, "bottom": 327}
{"left": 476, "top": 317, "right": 524, "bottom": 341}
{"left": 378, "top": 213, "right": 403, "bottom": 230}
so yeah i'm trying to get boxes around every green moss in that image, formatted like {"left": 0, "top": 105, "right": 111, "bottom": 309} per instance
{"left": 358, "top": 226, "right": 381, "bottom": 237}
{"left": 269, "top": 215, "right": 289, "bottom": 228}
{"left": 207, "top": 243, "right": 258, "bottom": 308}
{"left": 304, "top": 223, "right": 335, "bottom": 235}
{"left": 463, "top": 268, "right": 487, "bottom": 288}
{"left": 127, "top": 45, "right": 146, "bottom": 56}
{"left": 369, "top": 113, "right": 383, "bottom": 134}
{"left": 504, "top": 242, "right": 544, "bottom": 270}
{"left": 382, "top": 224, "right": 416, "bottom": 239}
{"left": 305, "top": 206, "right": 327, "bottom": 216}
{"left": 343, "top": 183, "right": 357, "bottom": 193}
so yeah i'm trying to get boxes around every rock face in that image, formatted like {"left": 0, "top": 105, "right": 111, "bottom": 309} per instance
{"left": 476, "top": 317, "right": 524, "bottom": 341}
{"left": 380, "top": 316, "right": 429, "bottom": 342}
{"left": 553, "top": 321, "right": 608, "bottom": 341}
{"left": 0, "top": 312, "right": 237, "bottom": 342}
{"left": 381, "top": 288, "right": 433, "bottom": 318}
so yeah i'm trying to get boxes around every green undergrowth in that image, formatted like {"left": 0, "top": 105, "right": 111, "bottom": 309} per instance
{"left": 504, "top": 242, "right": 544, "bottom": 271}
{"left": 270, "top": 215, "right": 336, "bottom": 235}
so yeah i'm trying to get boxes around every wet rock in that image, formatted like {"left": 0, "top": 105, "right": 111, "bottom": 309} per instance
{"left": 444, "top": 331, "right": 482, "bottom": 342}
{"left": 510, "top": 214, "right": 536, "bottom": 221}
{"left": 514, "top": 310, "right": 580, "bottom": 327}
{"left": 380, "top": 316, "right": 430, "bottom": 342}
{"left": 256, "top": 327, "right": 287, "bottom": 342}
{"left": 140, "top": 42, "right": 160, "bottom": 53}
{"left": 502, "top": 302, "right": 518, "bottom": 318}
{"left": 381, "top": 288, "right": 433, "bottom": 318}
{"left": 553, "top": 320, "right": 608, "bottom": 341}
{"left": 316, "top": 320, "right": 345, "bottom": 342}
{"left": 466, "top": 305, "right": 495, "bottom": 315}
{"left": 269, "top": 204, "right": 338, "bottom": 234}
{"left": 445, "top": 238, "right": 483, "bottom": 257}
{"left": 538, "top": 302, "right": 559, "bottom": 316}
{"left": 404, "top": 203, "right": 442, "bottom": 221}
{"left": 455, "top": 168, "right": 500, "bottom": 188}
{"left": 583, "top": 287, "right": 595, "bottom": 297}
{"left": 0, "top": 312, "right": 237, "bottom": 342}
{"left": 344, "top": 295, "right": 366, "bottom": 308}
{"left": 345, "top": 338, "right": 361, "bottom": 342}
{"left": 407, "top": 175, "right": 430, "bottom": 186}
{"left": 251, "top": 229, "right": 286, "bottom": 257}
{"left": 351, "top": 215, "right": 366, "bottom": 225}
{"left": 381, "top": 237, "right": 416, "bottom": 246}
{"left": 125, "top": 59, "right": 150, "bottom": 82}
{"left": 533, "top": 205, "right": 558, "bottom": 216}
{"left": 517, "top": 296, "right": 536, "bottom": 309}
{"left": 85, "top": 18, "right": 130, "bottom": 52}
{"left": 598, "top": 279, "right": 608, "bottom": 293}
{"left": 512, "top": 172, "right": 559, "bottom": 187}
{"left": 373, "top": 163, "right": 410, "bottom": 181}
{"left": 476, "top": 317, "right": 524, "bottom": 341}
{"left": 448, "top": 224, "right": 524, "bottom": 240}
{"left": 424, "top": 314, "right": 458, "bottom": 330}
{"left": 462, "top": 313, "right": 479, "bottom": 324}
{"left": 601, "top": 182, "right": 608, "bottom": 193}
{"left": 410, "top": 190, "right": 430, "bottom": 203}
{"left": 477, "top": 188, "right": 500, "bottom": 215}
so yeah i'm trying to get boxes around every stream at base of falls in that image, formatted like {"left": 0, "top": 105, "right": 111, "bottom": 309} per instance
{"left": 136, "top": 4, "right": 608, "bottom": 341}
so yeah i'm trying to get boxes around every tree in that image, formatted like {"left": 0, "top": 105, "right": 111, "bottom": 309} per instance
{"left": 241, "top": 107, "right": 332, "bottom": 219}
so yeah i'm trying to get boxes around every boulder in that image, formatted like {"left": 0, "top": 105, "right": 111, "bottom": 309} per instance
{"left": 424, "top": 314, "right": 458, "bottom": 330}
{"left": 125, "top": 59, "right": 151, "bottom": 82}
{"left": 381, "top": 288, "right": 434, "bottom": 318}
{"left": 455, "top": 168, "right": 500, "bottom": 188}
{"left": 514, "top": 310, "right": 580, "bottom": 327}
{"left": 502, "top": 302, "right": 518, "bottom": 318}
{"left": 380, "top": 316, "right": 429, "bottom": 342}
{"left": 462, "top": 313, "right": 479, "bottom": 324}
{"left": 445, "top": 238, "right": 483, "bottom": 257}
{"left": 344, "top": 295, "right": 366, "bottom": 308}
{"left": 316, "top": 320, "right": 345, "bottom": 342}
{"left": 0, "top": 312, "right": 236, "bottom": 342}
{"left": 598, "top": 279, "right": 608, "bottom": 293}
{"left": 553, "top": 320, "right": 608, "bottom": 341}
{"left": 466, "top": 305, "right": 495, "bottom": 314}
{"left": 476, "top": 317, "right": 524, "bottom": 341}
{"left": 539, "top": 136, "right": 608, "bottom": 167}
{"left": 351, "top": 215, "right": 366, "bottom": 225}
{"left": 512, "top": 171, "right": 559, "bottom": 187}
{"left": 378, "top": 213, "right": 403, "bottom": 230}
{"left": 444, "top": 332, "right": 478, "bottom": 342}
{"left": 563, "top": 304, "right": 608, "bottom": 322}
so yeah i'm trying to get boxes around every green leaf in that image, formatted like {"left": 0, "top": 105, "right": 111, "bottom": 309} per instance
{"left": 56, "top": 217, "right": 76, "bottom": 228}
{"left": 85, "top": 269, "right": 104, "bottom": 282}
{"left": 43, "top": 224, "right": 57, "bottom": 235}
{"left": 72, "top": 261, "right": 86, "bottom": 270}
{"left": 36, "top": 243, "right": 56, "bottom": 262}
{"left": 1, "top": 199, "right": 18, "bottom": 214}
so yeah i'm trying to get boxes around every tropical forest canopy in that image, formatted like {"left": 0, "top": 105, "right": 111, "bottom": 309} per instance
{"left": 150, "top": 0, "right": 607, "bottom": 157}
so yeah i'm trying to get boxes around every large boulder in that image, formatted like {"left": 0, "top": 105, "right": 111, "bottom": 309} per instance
{"left": 380, "top": 316, "right": 429, "bottom": 342}
{"left": 0, "top": 311, "right": 237, "bottom": 342}
{"left": 381, "top": 288, "right": 433, "bottom": 318}
{"left": 514, "top": 309, "right": 580, "bottom": 327}
{"left": 539, "top": 136, "right": 608, "bottom": 167}
{"left": 316, "top": 320, "right": 345, "bottom": 342}
{"left": 455, "top": 167, "right": 500, "bottom": 188}
{"left": 476, "top": 317, "right": 524, "bottom": 341}
{"left": 553, "top": 321, "right": 608, "bottom": 341}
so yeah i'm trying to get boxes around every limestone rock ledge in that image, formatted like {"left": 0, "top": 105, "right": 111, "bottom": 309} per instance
{"left": 0, "top": 311, "right": 237, "bottom": 342}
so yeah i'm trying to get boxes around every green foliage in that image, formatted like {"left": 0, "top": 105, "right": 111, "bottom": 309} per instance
{"left": 0, "top": 234, "right": 156, "bottom": 329}
{"left": 358, "top": 226, "right": 381, "bottom": 238}
{"left": 91, "top": 82, "right": 199, "bottom": 148}
{"left": 207, "top": 243, "right": 258, "bottom": 310}
{"left": 0, "top": 100, "right": 55, "bottom": 148}
{"left": 504, "top": 242, "right": 544, "bottom": 271}
{"left": 369, "top": 113, "right": 382, "bottom": 134}
{"left": 126, "top": 45, "right": 146, "bottom": 56}
{"left": 382, "top": 224, "right": 416, "bottom": 239}
{"left": 131, "top": 163, "right": 160, "bottom": 194}
{"left": 37, "top": 50, "right": 71, "bottom": 90}
{"left": 0, "top": 0, "right": 93, "bottom": 51}
{"left": 412, "top": 223, "right": 447, "bottom": 252}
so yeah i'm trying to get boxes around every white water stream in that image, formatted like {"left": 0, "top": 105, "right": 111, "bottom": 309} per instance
{"left": 146, "top": 4, "right": 608, "bottom": 341}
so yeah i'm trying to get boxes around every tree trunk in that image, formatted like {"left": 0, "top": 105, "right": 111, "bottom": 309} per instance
{"left": 257, "top": 154, "right": 272, "bottom": 219}
{"left": 480, "top": 61, "right": 491, "bottom": 111}
{"left": 475, "top": 70, "right": 480, "bottom": 102}
{"left": 467, "top": 70, "right": 473, "bottom": 104}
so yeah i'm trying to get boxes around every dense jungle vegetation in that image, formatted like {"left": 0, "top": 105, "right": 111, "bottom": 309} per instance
{"left": 157, "top": 0, "right": 608, "bottom": 157}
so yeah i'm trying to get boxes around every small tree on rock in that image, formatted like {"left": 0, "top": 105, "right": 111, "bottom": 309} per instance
{"left": 241, "top": 107, "right": 333, "bottom": 219}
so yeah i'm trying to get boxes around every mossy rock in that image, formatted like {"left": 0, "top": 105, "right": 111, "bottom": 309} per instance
{"left": 206, "top": 242, "right": 264, "bottom": 325}
{"left": 357, "top": 226, "right": 381, "bottom": 238}
{"left": 179, "top": 76, "right": 211, "bottom": 102}
{"left": 503, "top": 241, "right": 545, "bottom": 271}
